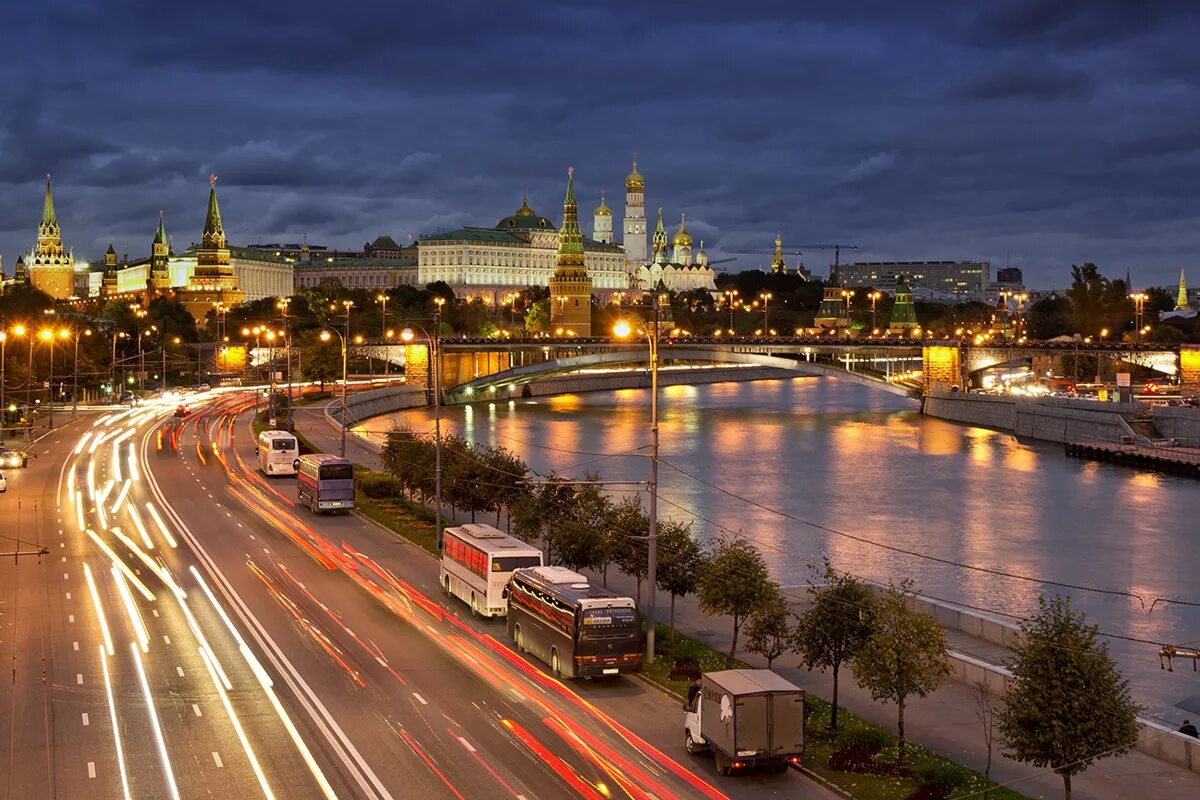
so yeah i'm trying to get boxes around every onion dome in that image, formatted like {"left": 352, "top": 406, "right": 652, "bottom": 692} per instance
{"left": 673, "top": 213, "right": 692, "bottom": 248}
{"left": 625, "top": 159, "right": 644, "bottom": 192}
{"left": 594, "top": 191, "right": 612, "bottom": 217}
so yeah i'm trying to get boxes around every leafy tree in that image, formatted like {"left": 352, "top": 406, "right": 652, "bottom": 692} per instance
{"left": 381, "top": 426, "right": 434, "bottom": 501}
{"left": 525, "top": 298, "right": 551, "bottom": 333}
{"left": 744, "top": 584, "right": 793, "bottom": 668}
{"left": 655, "top": 518, "right": 705, "bottom": 636}
{"left": 794, "top": 563, "right": 877, "bottom": 730}
{"left": 547, "top": 477, "right": 613, "bottom": 575}
{"left": 852, "top": 581, "right": 951, "bottom": 765}
{"left": 608, "top": 496, "right": 648, "bottom": 595}
{"left": 297, "top": 331, "right": 341, "bottom": 390}
{"left": 443, "top": 435, "right": 495, "bottom": 522}
{"left": 1027, "top": 295, "right": 1073, "bottom": 340}
{"left": 998, "top": 595, "right": 1141, "bottom": 800}
{"left": 697, "top": 536, "right": 774, "bottom": 667}
{"left": 478, "top": 445, "right": 529, "bottom": 529}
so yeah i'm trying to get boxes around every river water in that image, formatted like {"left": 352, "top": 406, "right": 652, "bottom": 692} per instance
{"left": 361, "top": 377, "right": 1200, "bottom": 716}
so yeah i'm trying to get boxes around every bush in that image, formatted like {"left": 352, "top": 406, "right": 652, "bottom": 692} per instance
{"left": 914, "top": 761, "right": 970, "bottom": 790}
{"left": 357, "top": 471, "right": 404, "bottom": 499}
{"left": 836, "top": 726, "right": 891, "bottom": 752}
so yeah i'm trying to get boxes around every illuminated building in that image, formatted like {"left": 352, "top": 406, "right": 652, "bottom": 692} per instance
{"left": 549, "top": 167, "right": 593, "bottom": 336}
{"left": 592, "top": 192, "right": 613, "bottom": 244}
{"left": 836, "top": 260, "right": 990, "bottom": 298}
{"left": 25, "top": 177, "right": 77, "bottom": 299}
{"left": 175, "top": 177, "right": 246, "bottom": 321}
{"left": 622, "top": 159, "right": 647, "bottom": 269}
{"left": 888, "top": 275, "right": 919, "bottom": 334}
{"left": 814, "top": 270, "right": 850, "bottom": 330}
{"left": 633, "top": 209, "right": 716, "bottom": 293}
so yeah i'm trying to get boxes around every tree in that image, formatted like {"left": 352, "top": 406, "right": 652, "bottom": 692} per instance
{"left": 298, "top": 332, "right": 341, "bottom": 390}
{"left": 998, "top": 595, "right": 1141, "bottom": 800}
{"left": 547, "top": 477, "right": 612, "bottom": 575}
{"left": 442, "top": 435, "right": 491, "bottom": 522}
{"left": 381, "top": 426, "right": 434, "bottom": 501}
{"left": 793, "top": 563, "right": 877, "bottom": 730}
{"left": 477, "top": 445, "right": 528, "bottom": 529}
{"left": 852, "top": 581, "right": 951, "bottom": 765}
{"left": 608, "top": 496, "right": 648, "bottom": 594}
{"left": 744, "top": 584, "right": 793, "bottom": 668}
{"left": 656, "top": 518, "right": 705, "bottom": 636}
{"left": 525, "top": 298, "right": 551, "bottom": 333}
{"left": 975, "top": 681, "right": 998, "bottom": 800}
{"left": 697, "top": 536, "right": 774, "bottom": 667}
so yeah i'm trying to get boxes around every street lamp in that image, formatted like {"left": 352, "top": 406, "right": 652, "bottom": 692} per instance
{"left": 723, "top": 289, "right": 739, "bottom": 333}
{"left": 400, "top": 303, "right": 444, "bottom": 548}
{"left": 1129, "top": 292, "right": 1148, "bottom": 342}
{"left": 0, "top": 330, "right": 7, "bottom": 438}
{"left": 376, "top": 293, "right": 390, "bottom": 378}
{"left": 868, "top": 291, "right": 882, "bottom": 331}
{"left": 72, "top": 328, "right": 92, "bottom": 417}
{"left": 612, "top": 301, "right": 661, "bottom": 664}
{"left": 758, "top": 291, "right": 773, "bottom": 332}
{"left": 320, "top": 300, "right": 353, "bottom": 457}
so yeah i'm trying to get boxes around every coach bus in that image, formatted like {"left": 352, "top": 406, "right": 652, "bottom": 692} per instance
{"left": 296, "top": 454, "right": 354, "bottom": 513}
{"left": 257, "top": 430, "right": 299, "bottom": 476}
{"left": 507, "top": 566, "right": 642, "bottom": 679}
{"left": 440, "top": 524, "right": 543, "bottom": 617}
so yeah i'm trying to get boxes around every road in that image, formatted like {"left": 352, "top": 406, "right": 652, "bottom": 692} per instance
{"left": 1, "top": 391, "right": 833, "bottom": 799}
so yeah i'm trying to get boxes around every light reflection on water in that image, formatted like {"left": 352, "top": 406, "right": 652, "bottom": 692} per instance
{"left": 367, "top": 377, "right": 1200, "bottom": 712}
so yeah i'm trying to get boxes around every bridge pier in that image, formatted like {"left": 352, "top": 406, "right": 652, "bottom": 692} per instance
{"left": 922, "top": 343, "right": 962, "bottom": 395}
{"left": 1182, "top": 345, "right": 1200, "bottom": 392}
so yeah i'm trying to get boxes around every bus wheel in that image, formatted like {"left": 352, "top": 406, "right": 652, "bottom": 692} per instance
{"left": 550, "top": 649, "right": 561, "bottom": 679}
{"left": 443, "top": 576, "right": 451, "bottom": 596}
{"left": 470, "top": 593, "right": 479, "bottom": 616}
{"left": 513, "top": 625, "right": 524, "bottom": 652}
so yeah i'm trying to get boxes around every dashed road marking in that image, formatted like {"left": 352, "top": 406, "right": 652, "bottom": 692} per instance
{"left": 65, "top": 592, "right": 71, "bottom": 600}
{"left": 177, "top": 666, "right": 185, "bottom": 677}
{"left": 212, "top": 752, "right": 224, "bottom": 767}
{"left": 63, "top": 572, "right": 68, "bottom": 579}
{"left": 412, "top": 693, "right": 428, "bottom": 705}
{"left": 163, "top": 635, "right": 171, "bottom": 645}
{"left": 151, "top": 609, "right": 159, "bottom": 618}
{"left": 68, "top": 615, "right": 75, "bottom": 623}
{"left": 192, "top": 704, "right": 202, "bottom": 717}
{"left": 87, "top": 762, "right": 96, "bottom": 779}
{"left": 76, "top": 674, "right": 83, "bottom": 685}
{"left": 81, "top": 712, "right": 90, "bottom": 726}
{"left": 73, "top": 641, "right": 79, "bottom": 651}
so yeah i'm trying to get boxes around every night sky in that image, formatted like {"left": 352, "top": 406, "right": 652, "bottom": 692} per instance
{"left": 2, "top": 1, "right": 1198, "bottom": 289}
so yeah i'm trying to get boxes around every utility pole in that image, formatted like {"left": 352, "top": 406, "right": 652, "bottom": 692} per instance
{"left": 434, "top": 299, "right": 444, "bottom": 549}
{"left": 646, "top": 292, "right": 660, "bottom": 663}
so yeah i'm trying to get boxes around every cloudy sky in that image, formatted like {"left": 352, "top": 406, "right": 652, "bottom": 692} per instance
{"left": 2, "top": 0, "right": 1198, "bottom": 289}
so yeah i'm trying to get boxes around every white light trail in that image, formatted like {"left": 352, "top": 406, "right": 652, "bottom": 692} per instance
{"left": 98, "top": 644, "right": 133, "bottom": 800}
{"left": 125, "top": 505, "right": 154, "bottom": 550}
{"left": 97, "top": 479, "right": 116, "bottom": 507}
{"left": 74, "top": 431, "right": 93, "bottom": 455}
{"left": 85, "top": 529, "right": 155, "bottom": 602}
{"left": 127, "top": 441, "right": 141, "bottom": 482}
{"left": 144, "top": 502, "right": 178, "bottom": 549}
{"left": 163, "top": 573, "right": 231, "bottom": 691}
{"left": 108, "top": 526, "right": 171, "bottom": 587}
{"left": 112, "top": 566, "right": 150, "bottom": 654}
{"left": 86, "top": 458, "right": 97, "bottom": 500}
{"left": 130, "top": 642, "right": 182, "bottom": 800}
{"left": 83, "top": 564, "right": 115, "bottom": 656}
{"left": 111, "top": 480, "right": 132, "bottom": 515}
{"left": 75, "top": 490, "right": 86, "bottom": 533}
{"left": 112, "top": 445, "right": 123, "bottom": 483}
{"left": 197, "top": 646, "right": 276, "bottom": 800}
{"left": 95, "top": 499, "right": 109, "bottom": 532}
{"left": 66, "top": 459, "right": 76, "bottom": 499}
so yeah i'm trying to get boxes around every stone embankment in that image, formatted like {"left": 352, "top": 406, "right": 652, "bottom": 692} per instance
{"left": 922, "top": 392, "right": 1139, "bottom": 443}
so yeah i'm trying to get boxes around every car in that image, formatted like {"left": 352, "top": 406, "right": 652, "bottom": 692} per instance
{"left": 197, "top": 383, "right": 211, "bottom": 392}
{"left": 175, "top": 404, "right": 189, "bottom": 417}
{"left": 0, "top": 450, "right": 30, "bottom": 469}
{"left": 0, "top": 470, "right": 6, "bottom": 493}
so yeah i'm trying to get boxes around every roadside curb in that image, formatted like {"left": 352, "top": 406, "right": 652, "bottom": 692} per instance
{"left": 794, "top": 765, "right": 855, "bottom": 799}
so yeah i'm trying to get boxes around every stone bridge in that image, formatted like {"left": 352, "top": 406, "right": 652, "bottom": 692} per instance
{"left": 347, "top": 336, "right": 1196, "bottom": 405}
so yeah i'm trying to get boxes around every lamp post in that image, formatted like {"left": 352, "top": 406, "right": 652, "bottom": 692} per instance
{"left": 401, "top": 303, "right": 444, "bottom": 548}
{"left": 723, "top": 289, "right": 739, "bottom": 333}
{"left": 868, "top": 291, "right": 882, "bottom": 331}
{"left": 612, "top": 300, "right": 660, "bottom": 664}
{"left": 73, "top": 328, "right": 91, "bottom": 417}
{"left": 0, "top": 330, "right": 7, "bottom": 439}
{"left": 759, "top": 291, "right": 773, "bottom": 332}
{"left": 376, "top": 293, "right": 390, "bottom": 378}
{"left": 1130, "top": 292, "right": 1148, "bottom": 343}
{"left": 277, "top": 298, "right": 292, "bottom": 401}
{"left": 320, "top": 300, "right": 354, "bottom": 457}
{"left": 243, "top": 325, "right": 264, "bottom": 415}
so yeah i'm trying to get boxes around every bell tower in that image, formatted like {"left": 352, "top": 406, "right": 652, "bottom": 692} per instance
{"left": 622, "top": 157, "right": 647, "bottom": 271}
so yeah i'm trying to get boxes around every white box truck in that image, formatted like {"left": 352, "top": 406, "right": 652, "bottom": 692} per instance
{"left": 683, "top": 669, "right": 805, "bottom": 775}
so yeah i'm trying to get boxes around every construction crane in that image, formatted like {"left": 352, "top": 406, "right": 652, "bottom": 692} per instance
{"left": 732, "top": 243, "right": 859, "bottom": 268}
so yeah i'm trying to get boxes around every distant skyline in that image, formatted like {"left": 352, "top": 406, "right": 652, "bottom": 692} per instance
{"left": 2, "top": 1, "right": 1199, "bottom": 289}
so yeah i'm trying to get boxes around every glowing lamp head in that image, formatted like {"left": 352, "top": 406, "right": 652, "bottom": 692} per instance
{"left": 12, "top": 325, "right": 25, "bottom": 336}
{"left": 612, "top": 320, "right": 632, "bottom": 339}
{"left": 400, "top": 328, "right": 415, "bottom": 342}
{"left": 39, "top": 329, "right": 53, "bottom": 341}
{"left": 319, "top": 331, "right": 332, "bottom": 342}
{"left": 59, "top": 329, "right": 70, "bottom": 339}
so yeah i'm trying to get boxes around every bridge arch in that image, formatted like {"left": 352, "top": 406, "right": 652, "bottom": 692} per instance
{"left": 442, "top": 347, "right": 918, "bottom": 402}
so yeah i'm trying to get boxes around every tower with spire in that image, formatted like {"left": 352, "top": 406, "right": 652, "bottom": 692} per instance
{"left": 651, "top": 207, "right": 668, "bottom": 264}
{"left": 177, "top": 176, "right": 245, "bottom": 322}
{"left": 770, "top": 234, "right": 787, "bottom": 274}
{"left": 622, "top": 157, "right": 647, "bottom": 273}
{"left": 549, "top": 167, "right": 593, "bottom": 336}
{"left": 1176, "top": 269, "right": 1191, "bottom": 312}
{"left": 27, "top": 175, "right": 76, "bottom": 299}
{"left": 593, "top": 192, "right": 613, "bottom": 244}
{"left": 888, "top": 275, "right": 919, "bottom": 334}
{"left": 672, "top": 213, "right": 693, "bottom": 266}
{"left": 150, "top": 210, "right": 171, "bottom": 289}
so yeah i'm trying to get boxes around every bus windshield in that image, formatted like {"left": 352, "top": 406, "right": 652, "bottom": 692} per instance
{"left": 319, "top": 463, "right": 353, "bottom": 480}
{"left": 491, "top": 555, "right": 543, "bottom": 572}
{"left": 578, "top": 606, "right": 639, "bottom": 640}
{"left": 272, "top": 438, "right": 296, "bottom": 451}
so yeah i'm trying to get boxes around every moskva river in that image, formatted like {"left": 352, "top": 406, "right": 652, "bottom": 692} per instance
{"left": 363, "top": 377, "right": 1200, "bottom": 717}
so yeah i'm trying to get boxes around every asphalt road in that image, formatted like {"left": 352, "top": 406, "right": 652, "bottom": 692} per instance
{"left": 1, "top": 392, "right": 834, "bottom": 799}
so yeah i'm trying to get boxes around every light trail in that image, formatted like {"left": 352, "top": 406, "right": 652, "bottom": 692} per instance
{"left": 449, "top": 727, "right": 525, "bottom": 799}
{"left": 112, "top": 565, "right": 151, "bottom": 653}
{"left": 197, "top": 646, "right": 277, "bottom": 800}
{"left": 127, "top": 441, "right": 140, "bottom": 482}
{"left": 144, "top": 502, "right": 178, "bottom": 548}
{"left": 86, "top": 529, "right": 155, "bottom": 601}
{"left": 110, "top": 479, "right": 132, "bottom": 515}
{"left": 83, "top": 564, "right": 115, "bottom": 656}
{"left": 86, "top": 458, "right": 97, "bottom": 500}
{"left": 130, "top": 642, "right": 183, "bottom": 800}
{"left": 98, "top": 645, "right": 133, "bottom": 800}
{"left": 501, "top": 718, "right": 605, "bottom": 800}
{"left": 112, "top": 442, "right": 123, "bottom": 483}
{"left": 108, "top": 526, "right": 171, "bottom": 586}
{"left": 125, "top": 504, "right": 155, "bottom": 550}
{"left": 394, "top": 726, "right": 466, "bottom": 800}
{"left": 75, "top": 490, "right": 86, "bottom": 533}
{"left": 163, "top": 572, "right": 232, "bottom": 691}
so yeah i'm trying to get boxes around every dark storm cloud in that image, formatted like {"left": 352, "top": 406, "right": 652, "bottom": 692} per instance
{"left": 1, "top": 1, "right": 1198, "bottom": 284}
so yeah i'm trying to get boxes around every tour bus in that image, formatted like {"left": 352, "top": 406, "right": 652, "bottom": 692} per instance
{"left": 507, "top": 566, "right": 643, "bottom": 679}
{"left": 296, "top": 454, "right": 355, "bottom": 513}
{"left": 257, "top": 430, "right": 300, "bottom": 476}
{"left": 440, "top": 523, "right": 543, "bottom": 617}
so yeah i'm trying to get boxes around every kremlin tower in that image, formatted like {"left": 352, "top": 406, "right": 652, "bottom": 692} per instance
{"left": 549, "top": 167, "right": 593, "bottom": 336}
{"left": 622, "top": 158, "right": 647, "bottom": 272}
{"left": 177, "top": 176, "right": 245, "bottom": 322}
{"left": 27, "top": 176, "right": 76, "bottom": 299}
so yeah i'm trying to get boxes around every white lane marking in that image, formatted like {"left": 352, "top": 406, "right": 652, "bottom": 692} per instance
{"left": 63, "top": 572, "right": 68, "bottom": 579}
{"left": 68, "top": 615, "right": 75, "bottom": 623}
{"left": 457, "top": 736, "right": 476, "bottom": 753}
{"left": 212, "top": 752, "right": 224, "bottom": 767}
{"left": 73, "top": 641, "right": 79, "bottom": 651}
{"left": 151, "top": 609, "right": 160, "bottom": 618}
{"left": 226, "top": 512, "right": 232, "bottom": 517}
{"left": 82, "top": 712, "right": 90, "bottom": 726}
{"left": 192, "top": 704, "right": 202, "bottom": 717}
{"left": 60, "top": 542, "right": 65, "bottom": 548}
{"left": 87, "top": 762, "right": 96, "bottom": 779}
{"left": 62, "top": 556, "right": 66, "bottom": 563}
{"left": 66, "top": 592, "right": 71, "bottom": 600}
{"left": 76, "top": 674, "right": 83, "bottom": 685}
{"left": 412, "top": 693, "right": 428, "bottom": 705}
{"left": 177, "top": 666, "right": 185, "bottom": 677}
{"left": 163, "top": 635, "right": 172, "bottom": 645}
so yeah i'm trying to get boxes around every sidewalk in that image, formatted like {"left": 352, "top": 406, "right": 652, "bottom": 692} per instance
{"left": 297, "top": 401, "right": 1200, "bottom": 800}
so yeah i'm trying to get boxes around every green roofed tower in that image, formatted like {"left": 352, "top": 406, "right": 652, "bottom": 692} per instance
{"left": 549, "top": 166, "right": 593, "bottom": 336}
{"left": 888, "top": 275, "right": 920, "bottom": 334}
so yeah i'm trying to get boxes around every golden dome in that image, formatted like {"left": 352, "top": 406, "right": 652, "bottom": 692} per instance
{"left": 594, "top": 191, "right": 612, "bottom": 217}
{"left": 625, "top": 159, "right": 644, "bottom": 191}
{"left": 673, "top": 213, "right": 692, "bottom": 248}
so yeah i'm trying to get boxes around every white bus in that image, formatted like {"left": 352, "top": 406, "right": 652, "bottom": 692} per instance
{"left": 440, "top": 524, "right": 543, "bottom": 617}
{"left": 257, "top": 430, "right": 299, "bottom": 476}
